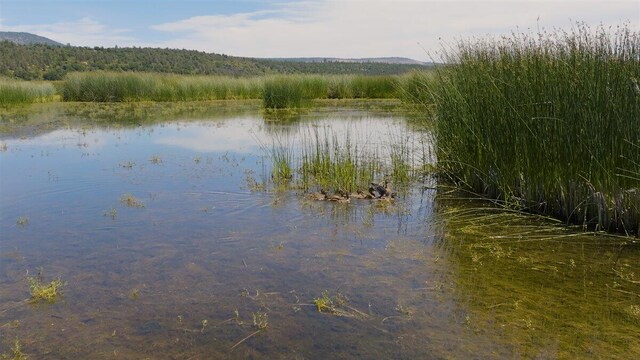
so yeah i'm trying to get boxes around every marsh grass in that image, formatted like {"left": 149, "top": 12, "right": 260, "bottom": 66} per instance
{"left": 271, "top": 146, "right": 294, "bottom": 186}
{"left": 415, "top": 24, "right": 639, "bottom": 234}
{"left": 62, "top": 72, "right": 263, "bottom": 102}
{"left": 264, "top": 125, "right": 429, "bottom": 196}
{"left": 300, "top": 128, "right": 381, "bottom": 193}
{"left": 0, "top": 71, "right": 408, "bottom": 107}
{"left": 263, "top": 76, "right": 306, "bottom": 109}
{"left": 301, "top": 125, "right": 432, "bottom": 194}
{"left": 0, "top": 80, "right": 56, "bottom": 106}
{"left": 262, "top": 75, "right": 399, "bottom": 108}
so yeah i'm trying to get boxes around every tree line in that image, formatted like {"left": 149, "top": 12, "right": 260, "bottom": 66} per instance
{"left": 0, "top": 41, "right": 429, "bottom": 80}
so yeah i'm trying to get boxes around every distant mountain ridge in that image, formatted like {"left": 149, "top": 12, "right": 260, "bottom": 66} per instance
{"left": 269, "top": 57, "right": 429, "bottom": 65}
{"left": 0, "top": 31, "right": 63, "bottom": 46}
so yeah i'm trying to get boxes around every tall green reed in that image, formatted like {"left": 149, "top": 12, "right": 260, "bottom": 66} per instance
{"left": 61, "top": 72, "right": 263, "bottom": 102}
{"left": 59, "top": 72, "right": 402, "bottom": 105}
{"left": 418, "top": 24, "right": 639, "bottom": 234}
{"left": 262, "top": 75, "right": 399, "bottom": 108}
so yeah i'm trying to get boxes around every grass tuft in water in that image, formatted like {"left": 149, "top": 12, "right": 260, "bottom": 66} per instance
{"left": 27, "top": 274, "right": 64, "bottom": 303}
{"left": 119, "top": 193, "right": 145, "bottom": 208}
{"left": 252, "top": 312, "right": 268, "bottom": 330}
{"left": 313, "top": 290, "right": 336, "bottom": 313}
{"left": 265, "top": 126, "right": 428, "bottom": 196}
{"left": 16, "top": 217, "right": 29, "bottom": 227}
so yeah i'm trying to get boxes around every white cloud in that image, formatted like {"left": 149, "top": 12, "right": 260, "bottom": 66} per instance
{"left": 0, "top": 17, "right": 136, "bottom": 47}
{"left": 149, "top": 0, "right": 639, "bottom": 60}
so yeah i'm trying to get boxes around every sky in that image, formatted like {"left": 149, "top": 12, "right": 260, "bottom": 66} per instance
{"left": 0, "top": 0, "right": 638, "bottom": 61}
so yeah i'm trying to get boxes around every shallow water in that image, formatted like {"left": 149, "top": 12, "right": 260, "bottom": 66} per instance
{"left": 0, "top": 102, "right": 638, "bottom": 359}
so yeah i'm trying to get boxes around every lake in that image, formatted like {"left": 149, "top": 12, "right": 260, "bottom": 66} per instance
{"left": 1, "top": 101, "right": 638, "bottom": 359}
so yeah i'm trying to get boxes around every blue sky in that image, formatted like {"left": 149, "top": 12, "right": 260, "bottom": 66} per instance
{"left": 1, "top": 1, "right": 638, "bottom": 60}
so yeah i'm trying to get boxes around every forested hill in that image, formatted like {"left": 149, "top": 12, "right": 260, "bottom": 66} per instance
{"left": 0, "top": 41, "right": 431, "bottom": 80}
{"left": 0, "top": 31, "right": 64, "bottom": 46}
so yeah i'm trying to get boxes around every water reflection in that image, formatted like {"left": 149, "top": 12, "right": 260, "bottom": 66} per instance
{"left": 155, "top": 118, "right": 262, "bottom": 153}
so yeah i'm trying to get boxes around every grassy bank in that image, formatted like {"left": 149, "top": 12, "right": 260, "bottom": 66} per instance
{"left": 409, "top": 24, "right": 639, "bottom": 234}
{"left": 1, "top": 71, "right": 411, "bottom": 108}
{"left": 61, "top": 72, "right": 401, "bottom": 107}
{"left": 0, "top": 79, "right": 57, "bottom": 106}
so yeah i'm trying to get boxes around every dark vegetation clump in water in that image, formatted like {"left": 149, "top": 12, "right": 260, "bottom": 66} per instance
{"left": 402, "top": 23, "right": 640, "bottom": 235}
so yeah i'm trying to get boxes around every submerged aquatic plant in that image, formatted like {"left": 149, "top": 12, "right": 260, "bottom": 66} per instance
{"left": 252, "top": 312, "right": 268, "bottom": 330}
{"left": 119, "top": 193, "right": 145, "bottom": 208}
{"left": 313, "top": 290, "right": 336, "bottom": 313}
{"left": 16, "top": 217, "right": 29, "bottom": 227}
{"left": 103, "top": 208, "right": 117, "bottom": 219}
{"left": 27, "top": 275, "right": 64, "bottom": 303}
{"left": 313, "top": 290, "right": 354, "bottom": 316}
{"left": 1, "top": 338, "right": 27, "bottom": 360}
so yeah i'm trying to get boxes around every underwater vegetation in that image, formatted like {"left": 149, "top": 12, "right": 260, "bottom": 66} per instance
{"left": 27, "top": 273, "right": 64, "bottom": 303}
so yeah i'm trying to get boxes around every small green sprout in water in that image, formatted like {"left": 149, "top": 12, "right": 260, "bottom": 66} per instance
{"left": 1, "top": 338, "right": 27, "bottom": 360}
{"left": 245, "top": 171, "right": 266, "bottom": 191}
{"left": 314, "top": 290, "right": 335, "bottom": 313}
{"left": 200, "top": 319, "right": 208, "bottom": 333}
{"left": 627, "top": 305, "right": 640, "bottom": 319}
{"left": 16, "top": 217, "right": 29, "bottom": 227}
{"left": 395, "top": 304, "right": 413, "bottom": 316}
{"left": 119, "top": 193, "right": 145, "bottom": 208}
{"left": 149, "top": 155, "right": 162, "bottom": 164}
{"left": 234, "top": 309, "right": 244, "bottom": 325}
{"left": 103, "top": 208, "right": 117, "bottom": 219}
{"left": 193, "top": 156, "right": 201, "bottom": 164}
{"left": 129, "top": 288, "right": 139, "bottom": 300}
{"left": 312, "top": 291, "right": 364, "bottom": 318}
{"left": 27, "top": 275, "right": 64, "bottom": 303}
{"left": 119, "top": 161, "right": 135, "bottom": 169}
{"left": 252, "top": 312, "right": 268, "bottom": 330}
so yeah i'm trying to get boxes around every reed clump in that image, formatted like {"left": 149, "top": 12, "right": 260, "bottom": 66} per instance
{"left": 0, "top": 79, "right": 56, "bottom": 106}
{"left": 300, "top": 128, "right": 381, "bottom": 193}
{"left": 419, "top": 24, "right": 639, "bottom": 234}
{"left": 266, "top": 126, "right": 425, "bottom": 195}
{"left": 262, "top": 76, "right": 309, "bottom": 109}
